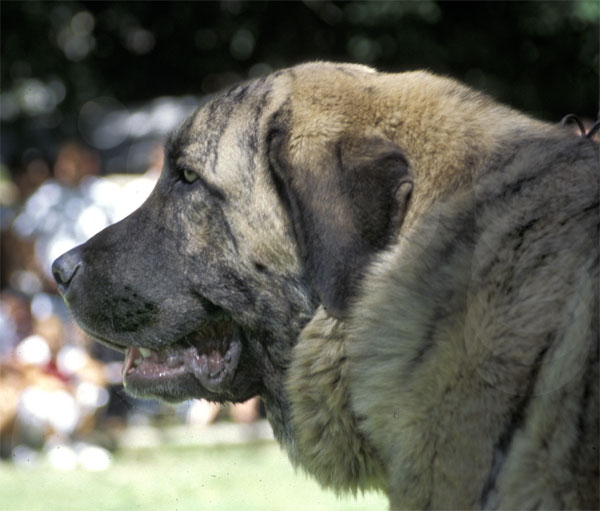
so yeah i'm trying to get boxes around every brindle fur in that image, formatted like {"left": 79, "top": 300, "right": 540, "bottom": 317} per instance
{"left": 54, "top": 62, "right": 598, "bottom": 509}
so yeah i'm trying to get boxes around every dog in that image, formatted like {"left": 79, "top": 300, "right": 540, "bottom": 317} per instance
{"left": 53, "top": 62, "right": 598, "bottom": 509}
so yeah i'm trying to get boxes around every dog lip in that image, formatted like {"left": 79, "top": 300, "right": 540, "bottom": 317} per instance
{"left": 187, "top": 329, "right": 242, "bottom": 393}
{"left": 122, "top": 320, "right": 243, "bottom": 398}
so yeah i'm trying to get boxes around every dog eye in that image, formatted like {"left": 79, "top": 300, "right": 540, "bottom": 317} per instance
{"left": 182, "top": 168, "right": 199, "bottom": 184}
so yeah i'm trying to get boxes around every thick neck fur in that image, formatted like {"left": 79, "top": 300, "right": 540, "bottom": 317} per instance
{"left": 286, "top": 307, "right": 386, "bottom": 493}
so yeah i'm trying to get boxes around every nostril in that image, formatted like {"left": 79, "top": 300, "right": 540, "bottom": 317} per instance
{"left": 52, "top": 251, "right": 82, "bottom": 291}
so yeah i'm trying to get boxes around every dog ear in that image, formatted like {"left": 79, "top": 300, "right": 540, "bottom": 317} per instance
{"left": 268, "top": 129, "right": 412, "bottom": 318}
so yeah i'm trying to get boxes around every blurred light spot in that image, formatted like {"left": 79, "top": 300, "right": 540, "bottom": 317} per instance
{"left": 88, "top": 178, "right": 121, "bottom": 208}
{"left": 46, "top": 443, "right": 78, "bottom": 470}
{"left": 230, "top": 28, "right": 255, "bottom": 60}
{"left": 416, "top": 1, "right": 442, "bottom": 23}
{"left": 248, "top": 62, "right": 272, "bottom": 78}
{"left": 57, "top": 345, "right": 87, "bottom": 376}
{"left": 347, "top": 35, "right": 381, "bottom": 63}
{"left": 125, "top": 27, "right": 155, "bottom": 55}
{"left": 56, "top": 10, "right": 95, "bottom": 62}
{"left": 573, "top": 0, "right": 600, "bottom": 22}
{"left": 18, "top": 79, "right": 55, "bottom": 116}
{"left": 43, "top": 179, "right": 63, "bottom": 200}
{"left": 31, "top": 293, "right": 54, "bottom": 320}
{"left": 148, "top": 99, "right": 188, "bottom": 133}
{"left": 2, "top": 76, "right": 65, "bottom": 120}
{"left": 71, "top": 11, "right": 95, "bottom": 35}
{"left": 11, "top": 271, "right": 43, "bottom": 295}
{"left": 127, "top": 98, "right": 185, "bottom": 137}
{"left": 66, "top": 197, "right": 84, "bottom": 219}
{"left": 13, "top": 210, "right": 34, "bottom": 237}
{"left": 65, "top": 35, "right": 93, "bottom": 61}
{"left": 12, "top": 445, "right": 40, "bottom": 468}
{"left": 96, "top": 111, "right": 128, "bottom": 147}
{"left": 0, "top": 299, "right": 18, "bottom": 351}
{"left": 187, "top": 399, "right": 221, "bottom": 426}
{"left": 19, "top": 179, "right": 61, "bottom": 227}
{"left": 47, "top": 390, "right": 80, "bottom": 435}
{"left": 57, "top": 25, "right": 95, "bottom": 62}
{"left": 77, "top": 444, "right": 112, "bottom": 471}
{"left": 76, "top": 382, "right": 110, "bottom": 409}
{"left": 77, "top": 204, "right": 108, "bottom": 238}
{"left": 18, "top": 387, "right": 48, "bottom": 429}
{"left": 127, "top": 111, "right": 151, "bottom": 135}
{"left": 15, "top": 335, "right": 51, "bottom": 366}
{"left": 79, "top": 97, "right": 129, "bottom": 149}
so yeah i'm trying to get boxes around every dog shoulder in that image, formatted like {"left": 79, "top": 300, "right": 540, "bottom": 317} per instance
{"left": 346, "top": 133, "right": 598, "bottom": 508}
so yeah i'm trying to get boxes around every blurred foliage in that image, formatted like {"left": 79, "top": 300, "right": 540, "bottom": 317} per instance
{"left": 1, "top": 0, "right": 598, "bottom": 168}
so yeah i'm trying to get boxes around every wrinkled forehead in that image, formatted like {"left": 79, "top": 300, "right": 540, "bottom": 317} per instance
{"left": 165, "top": 78, "right": 278, "bottom": 177}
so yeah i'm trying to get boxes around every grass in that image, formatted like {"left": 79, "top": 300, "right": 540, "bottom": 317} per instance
{"left": 0, "top": 440, "right": 387, "bottom": 511}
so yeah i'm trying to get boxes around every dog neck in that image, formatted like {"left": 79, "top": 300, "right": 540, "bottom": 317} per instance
{"left": 283, "top": 306, "right": 386, "bottom": 492}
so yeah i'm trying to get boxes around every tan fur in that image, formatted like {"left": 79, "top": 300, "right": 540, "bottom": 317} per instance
{"left": 281, "top": 64, "right": 545, "bottom": 224}
{"left": 282, "top": 63, "right": 598, "bottom": 509}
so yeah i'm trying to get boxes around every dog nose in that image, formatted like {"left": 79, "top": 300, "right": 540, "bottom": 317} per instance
{"left": 52, "top": 249, "right": 82, "bottom": 293}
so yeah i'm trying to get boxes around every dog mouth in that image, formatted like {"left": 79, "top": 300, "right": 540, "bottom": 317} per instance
{"left": 121, "top": 320, "right": 243, "bottom": 400}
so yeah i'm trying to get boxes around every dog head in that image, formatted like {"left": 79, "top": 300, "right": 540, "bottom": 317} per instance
{"left": 52, "top": 62, "right": 416, "bottom": 412}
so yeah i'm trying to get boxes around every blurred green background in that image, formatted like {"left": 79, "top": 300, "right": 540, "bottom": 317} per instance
{"left": 0, "top": 441, "right": 388, "bottom": 511}
{"left": 1, "top": 2, "right": 598, "bottom": 510}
